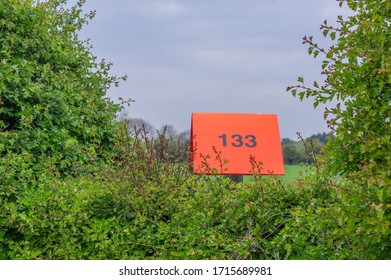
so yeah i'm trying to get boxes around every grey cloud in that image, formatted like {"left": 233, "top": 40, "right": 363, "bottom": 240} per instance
{"left": 74, "top": 0, "right": 349, "bottom": 139}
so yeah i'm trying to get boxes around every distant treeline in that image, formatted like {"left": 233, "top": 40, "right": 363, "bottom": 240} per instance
{"left": 281, "top": 132, "right": 332, "bottom": 165}
{"left": 120, "top": 114, "right": 332, "bottom": 166}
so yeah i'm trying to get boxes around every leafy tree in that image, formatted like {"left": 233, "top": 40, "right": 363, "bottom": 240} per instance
{"left": 309, "top": 132, "right": 331, "bottom": 145}
{"left": 287, "top": 0, "right": 390, "bottom": 176}
{"left": 286, "top": 0, "right": 390, "bottom": 259}
{"left": 281, "top": 138, "right": 296, "bottom": 145}
{"left": 0, "top": 0, "right": 126, "bottom": 172}
{"left": 282, "top": 144, "right": 302, "bottom": 165}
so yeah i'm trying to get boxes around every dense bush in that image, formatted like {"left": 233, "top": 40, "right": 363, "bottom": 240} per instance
{"left": 0, "top": 0, "right": 126, "bottom": 174}
{"left": 286, "top": 0, "right": 390, "bottom": 259}
{"left": 1, "top": 125, "right": 388, "bottom": 260}
{"left": 0, "top": 122, "right": 304, "bottom": 259}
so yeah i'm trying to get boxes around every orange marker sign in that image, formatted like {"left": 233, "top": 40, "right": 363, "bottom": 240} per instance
{"left": 191, "top": 113, "right": 284, "bottom": 175}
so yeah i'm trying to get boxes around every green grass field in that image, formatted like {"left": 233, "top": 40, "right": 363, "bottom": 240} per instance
{"left": 244, "top": 165, "right": 314, "bottom": 184}
{"left": 279, "top": 165, "right": 312, "bottom": 184}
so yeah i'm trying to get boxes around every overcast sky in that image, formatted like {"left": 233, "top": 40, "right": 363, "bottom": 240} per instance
{"left": 73, "top": 0, "right": 350, "bottom": 139}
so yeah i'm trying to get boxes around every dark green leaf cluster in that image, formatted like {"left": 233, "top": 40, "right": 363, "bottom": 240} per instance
{"left": 0, "top": 0, "right": 125, "bottom": 174}
{"left": 1, "top": 126, "right": 389, "bottom": 259}
{"left": 285, "top": 0, "right": 390, "bottom": 259}
{"left": 287, "top": 0, "right": 391, "bottom": 176}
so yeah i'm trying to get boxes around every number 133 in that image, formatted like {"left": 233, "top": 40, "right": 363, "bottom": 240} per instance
{"left": 218, "top": 134, "right": 257, "bottom": 148}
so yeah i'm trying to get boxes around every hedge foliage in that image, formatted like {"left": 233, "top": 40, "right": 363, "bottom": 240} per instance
{"left": 0, "top": 0, "right": 126, "bottom": 174}
{"left": 1, "top": 126, "right": 389, "bottom": 259}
